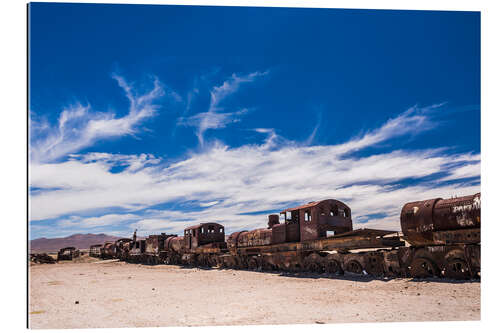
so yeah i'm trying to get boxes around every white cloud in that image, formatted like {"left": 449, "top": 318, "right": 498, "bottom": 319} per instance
{"left": 199, "top": 201, "right": 220, "bottom": 207}
{"left": 178, "top": 108, "right": 249, "bottom": 144}
{"left": 332, "top": 104, "right": 440, "bottom": 154}
{"left": 58, "top": 213, "right": 139, "bottom": 228}
{"left": 30, "top": 104, "right": 480, "bottom": 238}
{"left": 29, "top": 75, "right": 166, "bottom": 163}
{"left": 441, "top": 160, "right": 481, "bottom": 181}
{"left": 178, "top": 71, "right": 268, "bottom": 145}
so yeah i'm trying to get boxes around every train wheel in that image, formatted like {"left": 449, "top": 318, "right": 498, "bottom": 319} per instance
{"left": 207, "top": 256, "right": 216, "bottom": 268}
{"left": 410, "top": 257, "right": 438, "bottom": 278}
{"left": 306, "top": 262, "right": 323, "bottom": 273}
{"left": 365, "top": 255, "right": 384, "bottom": 277}
{"left": 223, "top": 256, "right": 235, "bottom": 269}
{"left": 303, "top": 253, "right": 325, "bottom": 274}
{"left": 218, "top": 258, "right": 230, "bottom": 268}
{"left": 345, "top": 260, "right": 364, "bottom": 275}
{"left": 247, "top": 257, "right": 259, "bottom": 271}
{"left": 237, "top": 257, "right": 248, "bottom": 269}
{"left": 325, "top": 260, "right": 343, "bottom": 275}
{"left": 193, "top": 255, "right": 203, "bottom": 267}
{"left": 262, "top": 261, "right": 274, "bottom": 271}
{"left": 444, "top": 258, "right": 470, "bottom": 280}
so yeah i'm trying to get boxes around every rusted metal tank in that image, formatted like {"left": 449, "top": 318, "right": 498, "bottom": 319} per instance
{"left": 115, "top": 238, "right": 132, "bottom": 259}
{"left": 101, "top": 242, "right": 116, "bottom": 259}
{"left": 145, "top": 233, "right": 176, "bottom": 254}
{"left": 166, "top": 236, "right": 185, "bottom": 253}
{"left": 237, "top": 228, "right": 273, "bottom": 247}
{"left": 227, "top": 231, "right": 246, "bottom": 249}
{"left": 268, "top": 214, "right": 279, "bottom": 228}
{"left": 401, "top": 193, "right": 480, "bottom": 245}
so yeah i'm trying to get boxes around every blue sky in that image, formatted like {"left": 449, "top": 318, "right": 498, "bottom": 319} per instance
{"left": 28, "top": 3, "right": 480, "bottom": 239}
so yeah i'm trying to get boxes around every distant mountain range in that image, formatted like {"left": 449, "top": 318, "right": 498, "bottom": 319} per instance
{"left": 30, "top": 233, "right": 124, "bottom": 253}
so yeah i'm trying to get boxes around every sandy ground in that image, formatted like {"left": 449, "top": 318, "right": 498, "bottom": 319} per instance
{"left": 29, "top": 259, "right": 480, "bottom": 329}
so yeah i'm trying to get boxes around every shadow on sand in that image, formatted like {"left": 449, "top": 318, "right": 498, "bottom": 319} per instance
{"left": 176, "top": 265, "right": 480, "bottom": 284}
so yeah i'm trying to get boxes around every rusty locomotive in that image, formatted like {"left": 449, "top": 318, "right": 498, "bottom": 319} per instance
{"left": 90, "top": 193, "right": 480, "bottom": 280}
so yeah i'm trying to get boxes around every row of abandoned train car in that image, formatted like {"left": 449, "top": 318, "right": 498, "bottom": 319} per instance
{"left": 85, "top": 193, "right": 480, "bottom": 280}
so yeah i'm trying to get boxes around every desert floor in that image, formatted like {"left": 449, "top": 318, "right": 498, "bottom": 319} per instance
{"left": 29, "top": 258, "right": 480, "bottom": 329}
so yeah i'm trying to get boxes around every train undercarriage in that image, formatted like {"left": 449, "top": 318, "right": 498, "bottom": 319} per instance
{"left": 118, "top": 228, "right": 480, "bottom": 280}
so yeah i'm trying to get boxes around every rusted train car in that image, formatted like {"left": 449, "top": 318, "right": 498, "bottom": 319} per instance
{"left": 399, "top": 193, "right": 480, "bottom": 279}
{"left": 57, "top": 246, "right": 80, "bottom": 261}
{"left": 100, "top": 242, "right": 116, "bottom": 259}
{"left": 124, "top": 223, "right": 227, "bottom": 266}
{"left": 220, "top": 199, "right": 404, "bottom": 274}
{"left": 125, "top": 232, "right": 177, "bottom": 264}
{"left": 89, "top": 244, "right": 102, "bottom": 258}
{"left": 90, "top": 193, "right": 480, "bottom": 280}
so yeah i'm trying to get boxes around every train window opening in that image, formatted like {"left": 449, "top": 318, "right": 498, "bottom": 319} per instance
{"left": 330, "top": 205, "right": 338, "bottom": 216}
{"left": 285, "top": 211, "right": 292, "bottom": 221}
{"left": 219, "top": 227, "right": 223, "bottom": 233}
{"left": 305, "top": 210, "right": 312, "bottom": 222}
{"left": 327, "top": 230, "right": 335, "bottom": 237}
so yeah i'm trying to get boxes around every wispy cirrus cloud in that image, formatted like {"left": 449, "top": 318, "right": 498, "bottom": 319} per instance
{"left": 30, "top": 104, "right": 480, "bottom": 238}
{"left": 29, "top": 75, "right": 166, "bottom": 163}
{"left": 177, "top": 71, "right": 268, "bottom": 146}
{"left": 333, "top": 103, "right": 441, "bottom": 155}
{"left": 58, "top": 213, "right": 140, "bottom": 228}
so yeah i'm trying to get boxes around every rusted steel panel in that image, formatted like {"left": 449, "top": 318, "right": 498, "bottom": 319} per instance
{"left": 300, "top": 234, "right": 404, "bottom": 252}
{"left": 330, "top": 228, "right": 397, "bottom": 238}
{"left": 431, "top": 228, "right": 480, "bottom": 245}
{"left": 285, "top": 222, "right": 300, "bottom": 242}
{"left": 271, "top": 223, "right": 286, "bottom": 244}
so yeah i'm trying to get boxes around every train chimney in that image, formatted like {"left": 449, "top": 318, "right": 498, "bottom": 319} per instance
{"left": 268, "top": 214, "right": 279, "bottom": 228}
